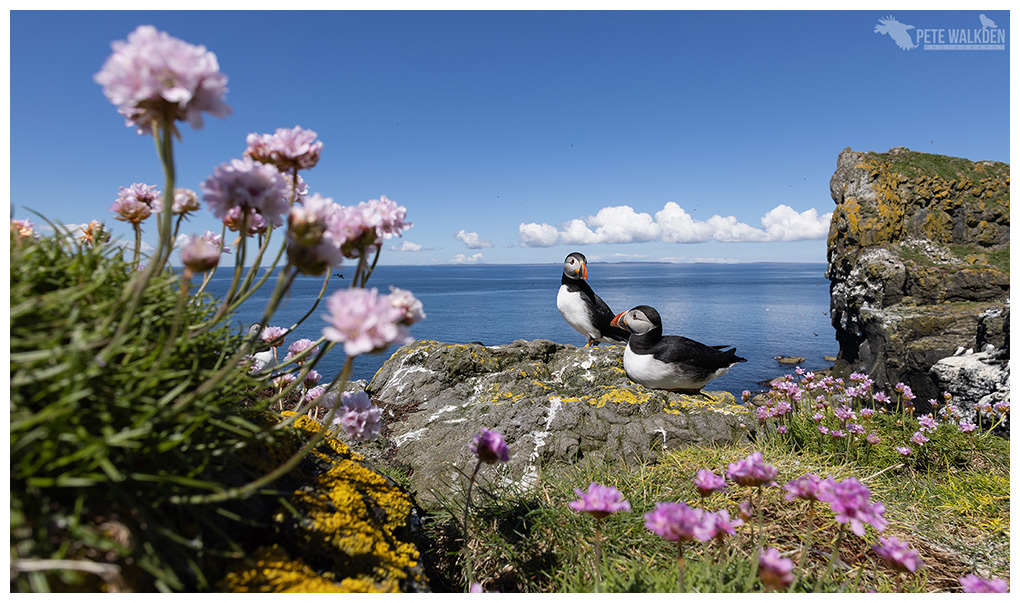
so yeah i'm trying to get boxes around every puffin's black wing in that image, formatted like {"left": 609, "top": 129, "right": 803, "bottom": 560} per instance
{"left": 651, "top": 335, "right": 747, "bottom": 371}
{"left": 590, "top": 293, "right": 630, "bottom": 342}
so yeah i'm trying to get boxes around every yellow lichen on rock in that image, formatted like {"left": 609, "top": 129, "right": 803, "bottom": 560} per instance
{"left": 220, "top": 413, "right": 422, "bottom": 593}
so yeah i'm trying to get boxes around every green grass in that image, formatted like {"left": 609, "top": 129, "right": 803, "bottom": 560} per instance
{"left": 869, "top": 149, "right": 1009, "bottom": 182}
{"left": 427, "top": 406, "right": 1010, "bottom": 593}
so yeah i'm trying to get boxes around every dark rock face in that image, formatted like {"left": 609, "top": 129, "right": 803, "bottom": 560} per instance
{"left": 361, "top": 339, "right": 751, "bottom": 509}
{"left": 825, "top": 147, "right": 1009, "bottom": 414}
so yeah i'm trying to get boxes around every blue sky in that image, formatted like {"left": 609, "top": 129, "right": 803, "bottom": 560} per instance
{"left": 8, "top": 9, "right": 1011, "bottom": 266}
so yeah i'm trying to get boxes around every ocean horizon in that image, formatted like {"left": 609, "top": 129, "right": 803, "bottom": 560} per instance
{"left": 202, "top": 262, "right": 837, "bottom": 395}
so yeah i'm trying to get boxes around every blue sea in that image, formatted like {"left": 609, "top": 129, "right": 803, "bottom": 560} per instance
{"left": 203, "top": 263, "right": 837, "bottom": 394}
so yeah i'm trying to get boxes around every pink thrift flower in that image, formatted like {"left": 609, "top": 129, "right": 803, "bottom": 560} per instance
{"left": 201, "top": 157, "right": 289, "bottom": 229}
{"left": 705, "top": 509, "right": 742, "bottom": 540}
{"left": 333, "top": 390, "right": 382, "bottom": 442}
{"left": 860, "top": 408, "right": 875, "bottom": 419}
{"left": 286, "top": 338, "right": 319, "bottom": 359}
{"left": 334, "top": 196, "right": 412, "bottom": 258}
{"left": 286, "top": 193, "right": 344, "bottom": 275}
{"left": 993, "top": 400, "right": 1010, "bottom": 414}
{"left": 726, "top": 451, "right": 778, "bottom": 488}
{"left": 470, "top": 428, "right": 510, "bottom": 464}
{"left": 693, "top": 468, "right": 727, "bottom": 497}
{"left": 776, "top": 424, "right": 788, "bottom": 434}
{"left": 959, "top": 422, "right": 977, "bottom": 433}
{"left": 303, "top": 385, "right": 326, "bottom": 404}
{"left": 172, "top": 188, "right": 200, "bottom": 215}
{"left": 570, "top": 483, "right": 631, "bottom": 520}
{"left": 111, "top": 183, "right": 162, "bottom": 224}
{"left": 960, "top": 574, "right": 1008, "bottom": 593}
{"left": 245, "top": 125, "right": 324, "bottom": 172}
{"left": 896, "top": 446, "right": 912, "bottom": 456}
{"left": 222, "top": 206, "right": 270, "bottom": 235}
{"left": 272, "top": 373, "right": 296, "bottom": 388}
{"left": 738, "top": 500, "right": 753, "bottom": 522}
{"left": 909, "top": 431, "right": 929, "bottom": 446}
{"left": 11, "top": 219, "right": 36, "bottom": 239}
{"left": 321, "top": 287, "right": 411, "bottom": 356}
{"left": 260, "top": 326, "right": 288, "bottom": 346}
{"left": 873, "top": 391, "right": 890, "bottom": 404}
{"left": 388, "top": 286, "right": 426, "bottom": 326}
{"left": 179, "top": 233, "right": 222, "bottom": 273}
{"left": 872, "top": 536, "right": 924, "bottom": 574}
{"left": 819, "top": 476, "right": 888, "bottom": 537}
{"left": 94, "top": 25, "right": 231, "bottom": 136}
{"left": 783, "top": 473, "right": 827, "bottom": 502}
{"left": 643, "top": 501, "right": 704, "bottom": 542}
{"left": 758, "top": 547, "right": 794, "bottom": 591}
{"left": 866, "top": 433, "right": 882, "bottom": 445}
{"left": 304, "top": 370, "right": 322, "bottom": 388}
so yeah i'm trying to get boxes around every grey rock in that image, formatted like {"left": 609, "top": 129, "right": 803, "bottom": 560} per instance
{"left": 825, "top": 147, "right": 1009, "bottom": 414}
{"left": 363, "top": 339, "right": 751, "bottom": 509}
{"left": 929, "top": 350, "right": 1010, "bottom": 436}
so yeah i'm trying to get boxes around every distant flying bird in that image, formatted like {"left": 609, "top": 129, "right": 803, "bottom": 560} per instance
{"left": 611, "top": 305, "right": 746, "bottom": 393}
{"left": 979, "top": 14, "right": 997, "bottom": 29}
{"left": 874, "top": 15, "right": 918, "bottom": 50}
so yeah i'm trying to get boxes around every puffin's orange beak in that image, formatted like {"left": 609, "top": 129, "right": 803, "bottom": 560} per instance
{"left": 610, "top": 311, "right": 625, "bottom": 329}
{"left": 581, "top": 262, "right": 588, "bottom": 280}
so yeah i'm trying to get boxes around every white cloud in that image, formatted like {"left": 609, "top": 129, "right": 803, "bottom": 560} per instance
{"left": 518, "top": 222, "right": 560, "bottom": 247}
{"left": 391, "top": 240, "right": 423, "bottom": 252}
{"left": 759, "top": 205, "right": 833, "bottom": 241}
{"left": 455, "top": 230, "right": 493, "bottom": 249}
{"left": 450, "top": 253, "right": 484, "bottom": 264}
{"left": 517, "top": 202, "right": 832, "bottom": 246}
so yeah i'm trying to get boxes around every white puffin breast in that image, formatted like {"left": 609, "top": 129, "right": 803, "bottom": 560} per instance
{"left": 557, "top": 285, "right": 595, "bottom": 337}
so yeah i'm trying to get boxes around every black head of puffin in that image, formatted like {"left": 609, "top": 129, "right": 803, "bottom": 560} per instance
{"left": 563, "top": 252, "right": 588, "bottom": 280}
{"left": 613, "top": 305, "right": 660, "bottom": 335}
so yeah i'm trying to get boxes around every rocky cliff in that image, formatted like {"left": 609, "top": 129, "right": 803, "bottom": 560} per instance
{"left": 826, "top": 146, "right": 1009, "bottom": 414}
{"left": 355, "top": 339, "right": 751, "bottom": 509}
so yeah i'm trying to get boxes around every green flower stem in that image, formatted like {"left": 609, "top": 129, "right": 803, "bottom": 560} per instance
{"left": 96, "top": 113, "right": 176, "bottom": 366}
{"left": 463, "top": 458, "right": 482, "bottom": 591}
{"left": 131, "top": 223, "right": 142, "bottom": 270}
{"left": 815, "top": 524, "right": 845, "bottom": 592}
{"left": 593, "top": 519, "right": 603, "bottom": 593}
{"left": 171, "top": 265, "right": 297, "bottom": 415}
{"left": 677, "top": 540, "right": 686, "bottom": 592}
{"left": 149, "top": 273, "right": 192, "bottom": 370}
{"left": 285, "top": 270, "right": 332, "bottom": 333}
{"left": 174, "top": 356, "right": 353, "bottom": 505}
{"left": 192, "top": 224, "right": 228, "bottom": 299}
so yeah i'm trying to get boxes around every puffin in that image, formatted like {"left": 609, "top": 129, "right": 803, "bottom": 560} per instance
{"left": 610, "top": 305, "right": 746, "bottom": 393}
{"left": 557, "top": 252, "right": 630, "bottom": 347}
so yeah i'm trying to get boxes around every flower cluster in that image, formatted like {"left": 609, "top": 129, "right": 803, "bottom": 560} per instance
{"left": 872, "top": 536, "right": 923, "bottom": 574}
{"left": 335, "top": 196, "right": 412, "bottom": 258}
{"left": 331, "top": 390, "right": 383, "bottom": 442}
{"left": 201, "top": 157, "right": 290, "bottom": 230}
{"left": 758, "top": 547, "right": 795, "bottom": 591}
{"left": 821, "top": 476, "right": 887, "bottom": 537}
{"left": 570, "top": 483, "right": 631, "bottom": 520}
{"left": 172, "top": 188, "right": 201, "bottom": 215}
{"left": 470, "top": 428, "right": 510, "bottom": 464}
{"left": 726, "top": 451, "right": 778, "bottom": 488}
{"left": 94, "top": 25, "right": 231, "bottom": 136}
{"left": 245, "top": 125, "right": 323, "bottom": 173}
{"left": 111, "top": 182, "right": 161, "bottom": 224}
{"left": 321, "top": 287, "right": 421, "bottom": 356}
{"left": 11, "top": 219, "right": 36, "bottom": 240}
{"left": 179, "top": 230, "right": 224, "bottom": 273}
{"left": 693, "top": 468, "right": 727, "bottom": 498}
